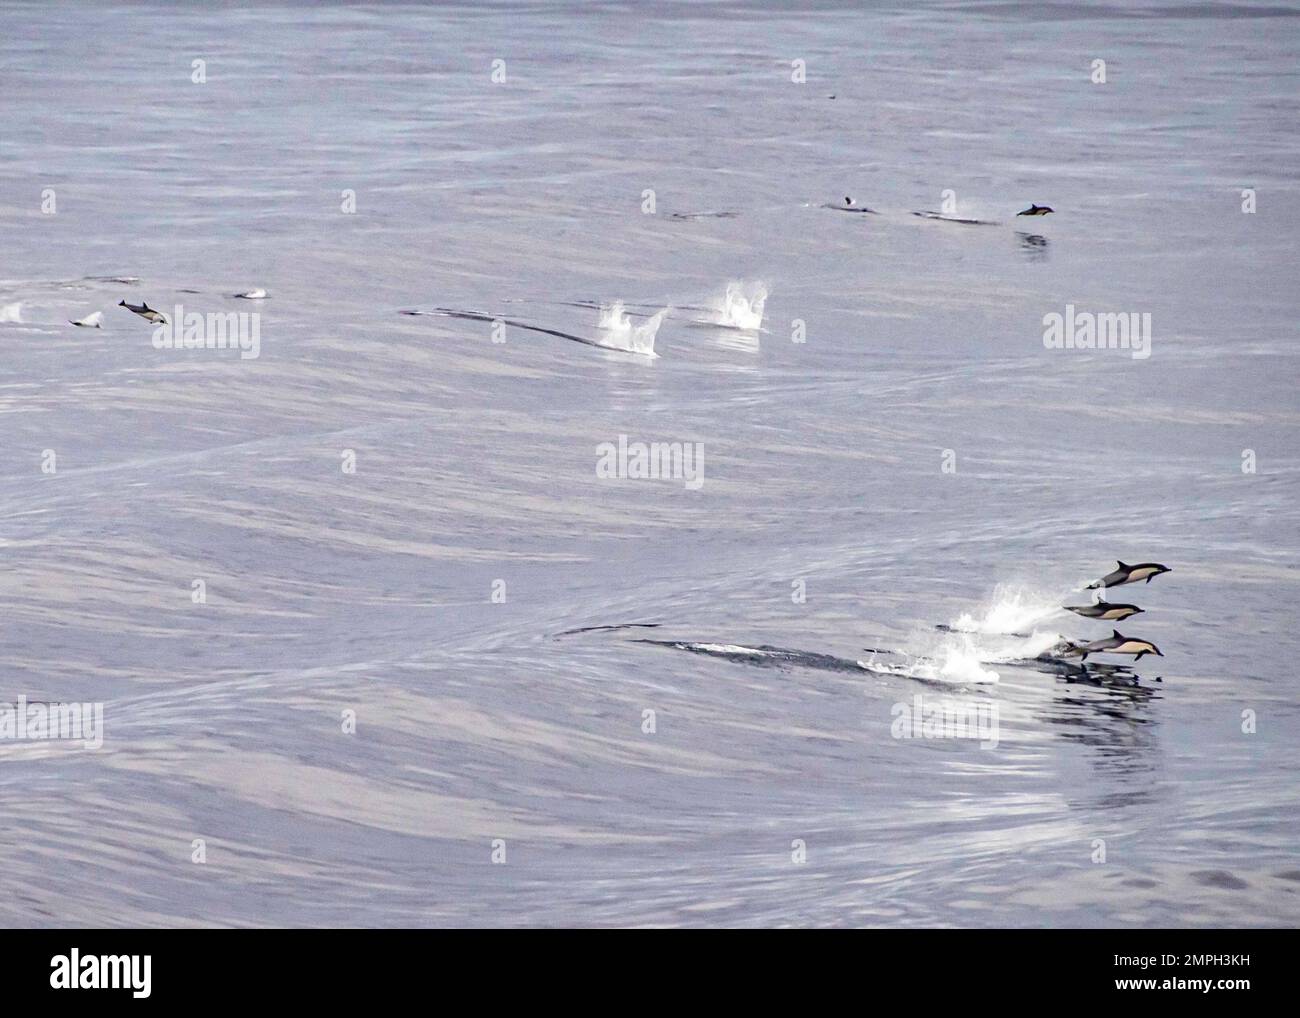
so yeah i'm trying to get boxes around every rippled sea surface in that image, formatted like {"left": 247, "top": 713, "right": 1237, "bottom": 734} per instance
{"left": 2, "top": 1, "right": 1298, "bottom": 927}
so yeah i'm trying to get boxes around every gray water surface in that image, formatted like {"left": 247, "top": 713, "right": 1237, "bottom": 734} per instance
{"left": 1, "top": 1, "right": 1298, "bottom": 927}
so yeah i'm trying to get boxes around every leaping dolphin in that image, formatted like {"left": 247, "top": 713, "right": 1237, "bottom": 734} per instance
{"left": 1017, "top": 204, "right": 1054, "bottom": 216}
{"left": 1077, "top": 630, "right": 1163, "bottom": 661}
{"left": 118, "top": 299, "right": 166, "bottom": 324}
{"left": 1086, "top": 561, "right": 1170, "bottom": 589}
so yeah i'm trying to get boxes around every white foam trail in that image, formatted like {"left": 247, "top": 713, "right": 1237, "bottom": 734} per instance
{"left": 976, "top": 630, "right": 1065, "bottom": 663}
{"left": 714, "top": 281, "right": 767, "bottom": 330}
{"left": 234, "top": 288, "right": 267, "bottom": 299}
{"left": 0, "top": 302, "right": 23, "bottom": 324}
{"left": 866, "top": 645, "right": 1000, "bottom": 684}
{"left": 866, "top": 585, "right": 1079, "bottom": 683}
{"left": 691, "top": 643, "right": 775, "bottom": 656}
{"left": 597, "top": 301, "right": 665, "bottom": 357}
{"left": 70, "top": 311, "right": 103, "bottom": 328}
{"left": 933, "top": 643, "right": 1001, "bottom": 683}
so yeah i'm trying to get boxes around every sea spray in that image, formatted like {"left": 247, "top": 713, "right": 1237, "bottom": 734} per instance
{"left": 866, "top": 632, "right": 1001, "bottom": 684}
{"left": 951, "top": 584, "right": 1066, "bottom": 635}
{"left": 597, "top": 301, "right": 665, "bottom": 357}
{"left": 715, "top": 281, "right": 767, "bottom": 330}
{"left": 875, "top": 585, "right": 1077, "bottom": 683}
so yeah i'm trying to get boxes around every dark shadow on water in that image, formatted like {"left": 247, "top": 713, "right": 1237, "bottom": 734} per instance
{"left": 401, "top": 307, "right": 606, "bottom": 349}
{"left": 1016, "top": 231, "right": 1050, "bottom": 262}
{"left": 555, "top": 622, "right": 662, "bottom": 637}
{"left": 912, "top": 210, "right": 999, "bottom": 225}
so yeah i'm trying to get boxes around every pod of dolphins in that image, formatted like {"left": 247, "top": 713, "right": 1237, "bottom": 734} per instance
{"left": 1060, "top": 561, "right": 1171, "bottom": 662}
{"left": 86, "top": 201, "right": 1055, "bottom": 335}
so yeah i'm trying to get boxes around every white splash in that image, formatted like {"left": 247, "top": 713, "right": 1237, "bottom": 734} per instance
{"left": 864, "top": 633, "right": 1000, "bottom": 684}
{"left": 934, "top": 643, "right": 1002, "bottom": 683}
{"left": 951, "top": 585, "right": 1063, "bottom": 635}
{"left": 234, "top": 288, "right": 267, "bottom": 300}
{"left": 0, "top": 302, "right": 23, "bottom": 324}
{"left": 976, "top": 629, "right": 1065, "bottom": 663}
{"left": 70, "top": 311, "right": 103, "bottom": 328}
{"left": 715, "top": 281, "right": 767, "bottom": 330}
{"left": 597, "top": 301, "right": 665, "bottom": 357}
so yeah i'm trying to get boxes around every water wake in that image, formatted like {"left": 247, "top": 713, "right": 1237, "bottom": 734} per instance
{"left": 0, "top": 302, "right": 23, "bottom": 324}
{"left": 637, "top": 639, "right": 996, "bottom": 688}
{"left": 863, "top": 634, "right": 1000, "bottom": 684}
{"left": 912, "top": 210, "right": 999, "bottom": 226}
{"left": 403, "top": 306, "right": 661, "bottom": 358}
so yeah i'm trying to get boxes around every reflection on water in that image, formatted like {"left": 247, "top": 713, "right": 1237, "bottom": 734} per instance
{"left": 1016, "top": 231, "right": 1050, "bottom": 262}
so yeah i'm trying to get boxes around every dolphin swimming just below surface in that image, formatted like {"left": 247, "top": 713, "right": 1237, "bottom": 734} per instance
{"left": 827, "top": 196, "right": 878, "bottom": 213}
{"left": 1086, "top": 561, "right": 1171, "bottom": 589}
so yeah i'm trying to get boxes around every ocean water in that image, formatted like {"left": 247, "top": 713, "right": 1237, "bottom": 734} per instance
{"left": 1, "top": 1, "right": 1298, "bottom": 927}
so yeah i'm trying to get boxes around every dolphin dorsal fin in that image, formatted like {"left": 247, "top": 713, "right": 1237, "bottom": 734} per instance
{"left": 1116, "top": 560, "right": 1130, "bottom": 569}
{"left": 1112, "top": 629, "right": 1122, "bottom": 638}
